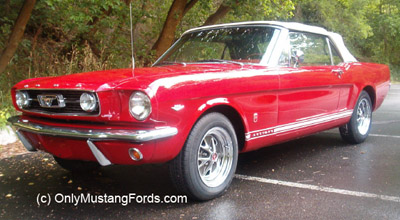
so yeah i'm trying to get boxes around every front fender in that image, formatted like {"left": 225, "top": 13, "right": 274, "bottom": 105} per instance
{"left": 152, "top": 96, "right": 249, "bottom": 162}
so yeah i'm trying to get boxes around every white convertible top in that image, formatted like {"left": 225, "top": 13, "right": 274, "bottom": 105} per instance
{"left": 184, "top": 21, "right": 357, "bottom": 62}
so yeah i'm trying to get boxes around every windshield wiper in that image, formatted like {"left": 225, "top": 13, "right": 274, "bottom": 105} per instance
{"left": 197, "top": 59, "right": 244, "bottom": 67}
{"left": 154, "top": 61, "right": 187, "bottom": 67}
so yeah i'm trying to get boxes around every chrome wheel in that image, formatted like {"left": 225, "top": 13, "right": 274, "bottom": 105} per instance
{"left": 197, "top": 127, "right": 233, "bottom": 188}
{"left": 356, "top": 98, "right": 371, "bottom": 135}
{"left": 169, "top": 112, "right": 238, "bottom": 200}
{"left": 340, "top": 91, "right": 372, "bottom": 144}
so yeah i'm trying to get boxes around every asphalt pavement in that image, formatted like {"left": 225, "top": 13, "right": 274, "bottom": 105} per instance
{"left": 1, "top": 85, "right": 400, "bottom": 220}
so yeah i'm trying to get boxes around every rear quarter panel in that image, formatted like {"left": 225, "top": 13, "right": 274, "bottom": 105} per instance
{"left": 340, "top": 62, "right": 390, "bottom": 111}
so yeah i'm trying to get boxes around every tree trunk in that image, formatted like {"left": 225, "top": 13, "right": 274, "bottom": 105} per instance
{"left": 152, "top": 0, "right": 198, "bottom": 58}
{"left": 202, "top": 4, "right": 231, "bottom": 26}
{"left": 293, "top": 2, "right": 303, "bottom": 22}
{"left": 0, "top": 0, "right": 36, "bottom": 74}
{"left": 183, "top": 0, "right": 199, "bottom": 16}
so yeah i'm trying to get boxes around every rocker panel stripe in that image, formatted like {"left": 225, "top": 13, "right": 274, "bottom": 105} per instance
{"left": 245, "top": 109, "right": 353, "bottom": 141}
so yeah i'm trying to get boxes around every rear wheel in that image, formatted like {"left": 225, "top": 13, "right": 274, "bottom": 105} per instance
{"left": 169, "top": 113, "right": 238, "bottom": 201}
{"left": 340, "top": 91, "right": 372, "bottom": 144}
{"left": 53, "top": 156, "right": 100, "bottom": 172}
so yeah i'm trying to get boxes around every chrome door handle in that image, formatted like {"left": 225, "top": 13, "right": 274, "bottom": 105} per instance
{"left": 332, "top": 69, "right": 344, "bottom": 78}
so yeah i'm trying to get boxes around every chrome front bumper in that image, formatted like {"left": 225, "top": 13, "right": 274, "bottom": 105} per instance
{"left": 7, "top": 116, "right": 178, "bottom": 142}
{"left": 8, "top": 116, "right": 178, "bottom": 166}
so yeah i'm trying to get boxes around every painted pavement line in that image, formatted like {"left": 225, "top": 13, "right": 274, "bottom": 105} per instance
{"left": 235, "top": 174, "right": 400, "bottom": 203}
{"left": 323, "top": 132, "right": 400, "bottom": 139}
{"left": 368, "top": 133, "right": 400, "bottom": 139}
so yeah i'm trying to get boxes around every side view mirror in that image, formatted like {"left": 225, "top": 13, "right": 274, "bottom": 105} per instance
{"left": 291, "top": 49, "right": 304, "bottom": 67}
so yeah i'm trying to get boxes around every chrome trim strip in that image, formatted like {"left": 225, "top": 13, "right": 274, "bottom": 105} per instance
{"left": 245, "top": 109, "right": 353, "bottom": 141}
{"left": 7, "top": 116, "right": 178, "bottom": 142}
{"left": 183, "top": 21, "right": 329, "bottom": 37}
{"left": 17, "top": 88, "right": 96, "bottom": 92}
{"left": 87, "top": 140, "right": 112, "bottom": 166}
{"left": 20, "top": 110, "right": 99, "bottom": 117}
{"left": 15, "top": 130, "right": 37, "bottom": 152}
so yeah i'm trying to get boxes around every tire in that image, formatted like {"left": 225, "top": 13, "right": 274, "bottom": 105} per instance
{"left": 169, "top": 113, "right": 238, "bottom": 201}
{"left": 53, "top": 156, "right": 100, "bottom": 172}
{"left": 339, "top": 90, "right": 372, "bottom": 144}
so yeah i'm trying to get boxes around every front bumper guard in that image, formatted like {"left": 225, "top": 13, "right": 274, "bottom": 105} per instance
{"left": 7, "top": 116, "right": 178, "bottom": 166}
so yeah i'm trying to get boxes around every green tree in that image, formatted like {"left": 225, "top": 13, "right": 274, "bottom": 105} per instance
{"left": 152, "top": 0, "right": 199, "bottom": 58}
{"left": 153, "top": 0, "right": 295, "bottom": 58}
{"left": 291, "top": 0, "right": 400, "bottom": 80}
{"left": 0, "top": 0, "right": 36, "bottom": 75}
{"left": 292, "top": 0, "right": 372, "bottom": 51}
{"left": 363, "top": 0, "right": 400, "bottom": 65}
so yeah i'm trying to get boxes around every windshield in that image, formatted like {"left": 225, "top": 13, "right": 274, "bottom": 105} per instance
{"left": 154, "top": 26, "right": 279, "bottom": 66}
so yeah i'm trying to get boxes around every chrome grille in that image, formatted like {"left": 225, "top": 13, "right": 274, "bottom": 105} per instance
{"left": 20, "top": 89, "right": 99, "bottom": 116}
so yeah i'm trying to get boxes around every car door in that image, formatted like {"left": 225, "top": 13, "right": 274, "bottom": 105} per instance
{"left": 277, "top": 31, "right": 344, "bottom": 125}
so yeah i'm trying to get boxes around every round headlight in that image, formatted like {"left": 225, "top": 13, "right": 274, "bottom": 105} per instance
{"left": 15, "top": 91, "right": 30, "bottom": 109}
{"left": 80, "top": 93, "right": 97, "bottom": 112}
{"left": 129, "top": 92, "right": 151, "bottom": 121}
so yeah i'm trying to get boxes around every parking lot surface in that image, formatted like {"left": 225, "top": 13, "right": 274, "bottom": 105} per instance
{"left": 1, "top": 85, "right": 400, "bottom": 219}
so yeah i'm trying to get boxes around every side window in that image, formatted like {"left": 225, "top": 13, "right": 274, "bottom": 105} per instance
{"left": 280, "top": 32, "right": 335, "bottom": 67}
{"left": 278, "top": 40, "right": 291, "bottom": 67}
{"left": 329, "top": 41, "right": 343, "bottom": 65}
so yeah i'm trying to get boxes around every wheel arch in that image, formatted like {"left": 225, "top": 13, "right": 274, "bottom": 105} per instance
{"left": 363, "top": 85, "right": 376, "bottom": 110}
{"left": 198, "top": 105, "right": 246, "bottom": 151}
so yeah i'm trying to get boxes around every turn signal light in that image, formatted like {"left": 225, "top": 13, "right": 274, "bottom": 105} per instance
{"left": 129, "top": 148, "right": 143, "bottom": 161}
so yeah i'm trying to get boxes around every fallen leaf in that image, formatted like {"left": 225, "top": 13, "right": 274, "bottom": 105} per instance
{"left": 5, "top": 194, "right": 12, "bottom": 198}
{"left": 28, "top": 182, "right": 34, "bottom": 186}
{"left": 68, "top": 180, "right": 73, "bottom": 184}
{"left": 16, "top": 177, "right": 20, "bottom": 181}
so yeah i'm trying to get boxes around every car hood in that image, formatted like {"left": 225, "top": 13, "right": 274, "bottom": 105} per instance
{"left": 15, "top": 64, "right": 246, "bottom": 91}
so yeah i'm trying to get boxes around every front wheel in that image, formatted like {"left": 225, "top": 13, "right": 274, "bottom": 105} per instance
{"left": 340, "top": 90, "right": 372, "bottom": 144}
{"left": 169, "top": 113, "right": 238, "bottom": 201}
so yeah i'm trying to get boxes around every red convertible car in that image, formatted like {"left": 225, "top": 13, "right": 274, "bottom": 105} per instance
{"left": 8, "top": 21, "right": 390, "bottom": 200}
